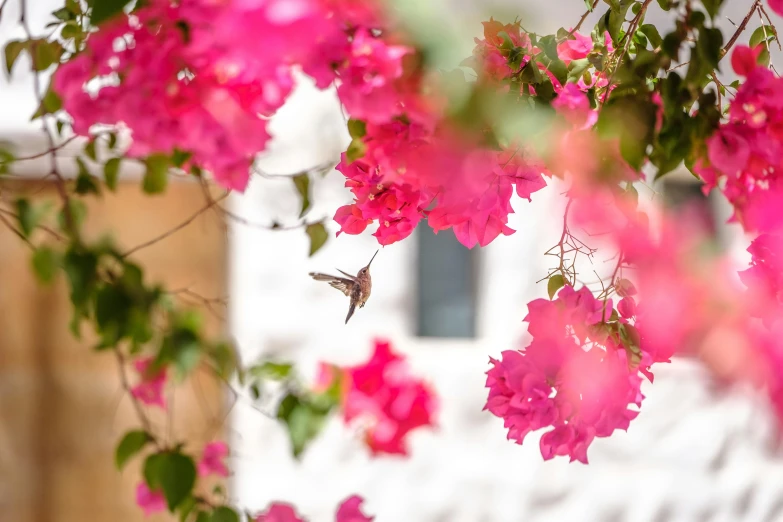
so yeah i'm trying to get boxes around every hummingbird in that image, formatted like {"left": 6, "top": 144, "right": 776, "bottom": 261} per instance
{"left": 309, "top": 250, "right": 379, "bottom": 324}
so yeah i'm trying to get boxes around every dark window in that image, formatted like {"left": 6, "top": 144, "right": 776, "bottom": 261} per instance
{"left": 661, "top": 178, "right": 724, "bottom": 249}
{"left": 415, "top": 224, "right": 478, "bottom": 338}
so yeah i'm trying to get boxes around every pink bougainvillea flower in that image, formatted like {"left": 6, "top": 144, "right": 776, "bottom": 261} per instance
{"left": 731, "top": 44, "right": 764, "bottom": 76}
{"left": 770, "top": 0, "right": 783, "bottom": 16}
{"left": 335, "top": 495, "right": 374, "bottom": 522}
{"left": 332, "top": 339, "right": 438, "bottom": 455}
{"left": 485, "top": 284, "right": 642, "bottom": 463}
{"left": 706, "top": 127, "right": 750, "bottom": 176}
{"left": 336, "top": 28, "right": 413, "bottom": 124}
{"left": 197, "top": 441, "right": 229, "bottom": 478}
{"left": 556, "top": 32, "right": 593, "bottom": 63}
{"left": 135, "top": 482, "right": 166, "bottom": 517}
{"left": 254, "top": 503, "right": 305, "bottom": 522}
{"left": 130, "top": 357, "right": 167, "bottom": 409}
{"left": 552, "top": 83, "right": 598, "bottom": 129}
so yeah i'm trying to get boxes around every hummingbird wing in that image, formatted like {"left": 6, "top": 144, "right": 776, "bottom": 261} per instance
{"left": 345, "top": 285, "right": 361, "bottom": 324}
{"left": 309, "top": 272, "right": 354, "bottom": 297}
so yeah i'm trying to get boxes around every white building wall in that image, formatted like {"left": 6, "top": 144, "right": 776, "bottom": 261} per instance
{"left": 227, "top": 74, "right": 783, "bottom": 522}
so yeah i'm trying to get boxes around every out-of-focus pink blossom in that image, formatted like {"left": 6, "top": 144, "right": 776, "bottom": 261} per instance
{"left": 255, "top": 503, "right": 305, "bottom": 522}
{"left": 130, "top": 357, "right": 167, "bottom": 409}
{"left": 135, "top": 482, "right": 166, "bottom": 517}
{"left": 485, "top": 285, "right": 642, "bottom": 463}
{"left": 328, "top": 339, "right": 438, "bottom": 455}
{"left": 335, "top": 495, "right": 374, "bottom": 522}
{"left": 197, "top": 441, "right": 229, "bottom": 478}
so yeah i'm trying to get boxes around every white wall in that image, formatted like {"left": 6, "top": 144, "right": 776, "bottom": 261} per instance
{"left": 226, "top": 71, "right": 783, "bottom": 522}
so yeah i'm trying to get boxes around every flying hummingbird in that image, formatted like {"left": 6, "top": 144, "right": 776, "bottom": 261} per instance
{"left": 309, "top": 250, "right": 379, "bottom": 324}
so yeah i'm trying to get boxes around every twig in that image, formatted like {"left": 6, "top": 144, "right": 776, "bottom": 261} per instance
{"left": 759, "top": 5, "right": 783, "bottom": 51}
{"left": 723, "top": 0, "right": 762, "bottom": 57}
{"left": 569, "top": 0, "right": 600, "bottom": 38}
{"left": 19, "top": 0, "right": 78, "bottom": 240}
{"left": 13, "top": 136, "right": 79, "bottom": 161}
{"left": 114, "top": 350, "right": 160, "bottom": 445}
{"left": 252, "top": 160, "right": 336, "bottom": 180}
{"left": 603, "top": 0, "right": 654, "bottom": 105}
{"left": 122, "top": 191, "right": 230, "bottom": 257}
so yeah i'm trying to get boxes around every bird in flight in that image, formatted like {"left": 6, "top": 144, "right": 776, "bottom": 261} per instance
{"left": 309, "top": 250, "right": 379, "bottom": 324}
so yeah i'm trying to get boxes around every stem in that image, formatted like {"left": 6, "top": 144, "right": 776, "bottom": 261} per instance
{"left": 570, "top": 0, "right": 600, "bottom": 37}
{"left": 19, "top": 0, "right": 79, "bottom": 241}
{"left": 722, "top": 0, "right": 762, "bottom": 57}
{"left": 122, "top": 191, "right": 230, "bottom": 257}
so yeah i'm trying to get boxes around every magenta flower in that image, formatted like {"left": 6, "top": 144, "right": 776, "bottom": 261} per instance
{"left": 135, "top": 482, "right": 166, "bottom": 517}
{"left": 335, "top": 495, "right": 374, "bottom": 522}
{"left": 326, "top": 339, "right": 438, "bottom": 456}
{"left": 130, "top": 357, "right": 167, "bottom": 410}
{"left": 254, "top": 503, "right": 305, "bottom": 522}
{"left": 197, "top": 441, "right": 229, "bottom": 478}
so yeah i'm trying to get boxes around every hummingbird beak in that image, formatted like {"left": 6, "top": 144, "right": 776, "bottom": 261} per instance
{"left": 366, "top": 249, "right": 379, "bottom": 269}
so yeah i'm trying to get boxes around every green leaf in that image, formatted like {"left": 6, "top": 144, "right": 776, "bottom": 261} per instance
{"left": 195, "top": 512, "right": 211, "bottom": 522}
{"left": 750, "top": 25, "right": 777, "bottom": 48}
{"left": 171, "top": 149, "right": 192, "bottom": 168}
{"left": 115, "top": 430, "right": 153, "bottom": 470}
{"left": 584, "top": 0, "right": 595, "bottom": 11}
{"left": 207, "top": 341, "right": 237, "bottom": 381}
{"left": 32, "top": 246, "right": 60, "bottom": 284}
{"left": 90, "top": 0, "right": 133, "bottom": 25}
{"left": 31, "top": 40, "right": 62, "bottom": 72}
{"left": 178, "top": 497, "right": 197, "bottom": 522}
{"left": 31, "top": 87, "right": 62, "bottom": 120}
{"left": 15, "top": 198, "right": 35, "bottom": 238}
{"left": 347, "top": 119, "right": 366, "bottom": 139}
{"left": 701, "top": 0, "right": 723, "bottom": 19}
{"left": 52, "top": 7, "right": 74, "bottom": 21}
{"left": 346, "top": 138, "right": 366, "bottom": 163}
{"left": 249, "top": 361, "right": 293, "bottom": 381}
{"left": 566, "top": 58, "right": 591, "bottom": 84}
{"left": 211, "top": 507, "right": 240, "bottom": 522}
{"left": 61, "top": 22, "right": 81, "bottom": 39}
{"left": 292, "top": 174, "right": 311, "bottom": 218}
{"left": 57, "top": 199, "right": 88, "bottom": 233}
{"left": 85, "top": 140, "right": 97, "bottom": 161}
{"left": 149, "top": 452, "right": 197, "bottom": 512}
{"left": 104, "top": 157, "right": 121, "bottom": 191}
{"left": 143, "top": 154, "right": 169, "bottom": 194}
{"left": 75, "top": 158, "right": 101, "bottom": 195}
{"left": 639, "top": 24, "right": 662, "bottom": 49}
{"left": 305, "top": 222, "right": 328, "bottom": 257}
{"left": 547, "top": 274, "right": 565, "bottom": 299}
{"left": 4, "top": 40, "right": 27, "bottom": 77}
{"left": 277, "top": 393, "right": 328, "bottom": 459}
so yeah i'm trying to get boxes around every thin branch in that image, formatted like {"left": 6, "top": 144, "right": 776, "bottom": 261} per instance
{"left": 723, "top": 0, "right": 762, "bottom": 57}
{"left": 252, "top": 160, "right": 336, "bottom": 180}
{"left": 569, "top": 0, "right": 600, "bottom": 38}
{"left": 759, "top": 5, "right": 783, "bottom": 51}
{"left": 20, "top": 0, "right": 78, "bottom": 240}
{"left": 122, "top": 191, "right": 230, "bottom": 257}
{"left": 13, "top": 136, "right": 79, "bottom": 161}
{"left": 114, "top": 350, "right": 160, "bottom": 446}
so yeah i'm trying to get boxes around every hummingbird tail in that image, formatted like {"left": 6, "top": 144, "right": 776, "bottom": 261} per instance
{"left": 345, "top": 302, "right": 356, "bottom": 324}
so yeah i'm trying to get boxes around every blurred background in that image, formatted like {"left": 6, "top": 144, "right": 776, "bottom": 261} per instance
{"left": 4, "top": 1, "right": 783, "bottom": 521}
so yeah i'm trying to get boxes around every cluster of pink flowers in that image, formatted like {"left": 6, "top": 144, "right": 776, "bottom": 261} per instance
{"left": 485, "top": 285, "right": 645, "bottom": 463}
{"left": 695, "top": 45, "right": 783, "bottom": 327}
{"left": 130, "top": 356, "right": 167, "bottom": 409}
{"left": 55, "top": 0, "right": 333, "bottom": 190}
{"left": 255, "top": 495, "right": 373, "bottom": 522}
{"left": 334, "top": 22, "right": 619, "bottom": 248}
{"left": 317, "top": 339, "right": 437, "bottom": 455}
